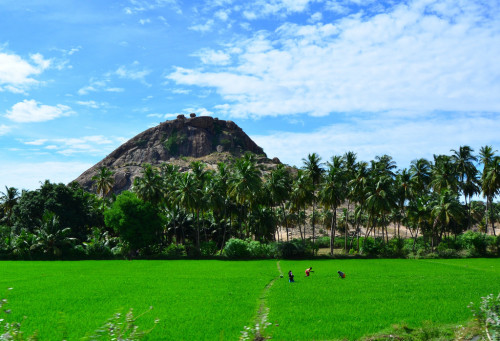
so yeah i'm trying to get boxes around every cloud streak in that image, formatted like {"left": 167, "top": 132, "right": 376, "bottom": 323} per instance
{"left": 5, "top": 100, "right": 74, "bottom": 123}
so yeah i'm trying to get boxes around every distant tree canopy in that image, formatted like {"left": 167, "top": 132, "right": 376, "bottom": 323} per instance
{"left": 11, "top": 181, "right": 102, "bottom": 240}
{"left": 104, "top": 191, "right": 163, "bottom": 251}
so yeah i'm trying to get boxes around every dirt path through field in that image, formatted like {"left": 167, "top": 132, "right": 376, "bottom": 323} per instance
{"left": 240, "top": 261, "right": 282, "bottom": 340}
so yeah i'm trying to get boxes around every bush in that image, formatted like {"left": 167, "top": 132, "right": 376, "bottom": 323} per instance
{"left": 223, "top": 238, "right": 250, "bottom": 259}
{"left": 200, "top": 241, "right": 217, "bottom": 257}
{"left": 360, "top": 238, "right": 386, "bottom": 257}
{"left": 162, "top": 243, "right": 186, "bottom": 258}
{"left": 276, "top": 239, "right": 313, "bottom": 258}
{"left": 459, "top": 231, "right": 488, "bottom": 256}
{"left": 247, "top": 240, "right": 276, "bottom": 258}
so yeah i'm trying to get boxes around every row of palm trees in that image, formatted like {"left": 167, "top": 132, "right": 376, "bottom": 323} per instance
{"left": 88, "top": 145, "right": 500, "bottom": 255}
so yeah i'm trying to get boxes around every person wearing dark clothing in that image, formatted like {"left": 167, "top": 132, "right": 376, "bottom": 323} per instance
{"left": 288, "top": 270, "right": 295, "bottom": 282}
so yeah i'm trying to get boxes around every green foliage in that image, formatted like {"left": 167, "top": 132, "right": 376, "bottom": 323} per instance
{"left": 276, "top": 239, "right": 314, "bottom": 258}
{"left": 223, "top": 238, "right": 251, "bottom": 259}
{"left": 162, "top": 243, "right": 186, "bottom": 258}
{"left": 163, "top": 131, "right": 187, "bottom": 156}
{"left": 469, "top": 293, "right": 500, "bottom": 341}
{"left": 459, "top": 231, "right": 489, "bottom": 256}
{"left": 200, "top": 241, "right": 218, "bottom": 257}
{"left": 104, "top": 191, "right": 163, "bottom": 251}
{"left": 11, "top": 181, "right": 102, "bottom": 241}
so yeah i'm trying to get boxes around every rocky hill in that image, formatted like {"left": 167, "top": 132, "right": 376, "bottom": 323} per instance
{"left": 73, "top": 114, "right": 280, "bottom": 194}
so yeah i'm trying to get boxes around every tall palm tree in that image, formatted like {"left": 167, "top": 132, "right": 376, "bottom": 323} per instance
{"left": 430, "top": 190, "right": 463, "bottom": 251}
{"left": 394, "top": 169, "right": 411, "bottom": 237}
{"left": 290, "top": 170, "right": 313, "bottom": 240}
{"left": 365, "top": 174, "right": 395, "bottom": 243}
{"left": 302, "top": 153, "right": 323, "bottom": 246}
{"left": 228, "top": 156, "right": 262, "bottom": 238}
{"left": 172, "top": 172, "right": 203, "bottom": 251}
{"left": 342, "top": 151, "right": 358, "bottom": 251}
{"left": 319, "top": 155, "right": 346, "bottom": 255}
{"left": 265, "top": 164, "right": 292, "bottom": 241}
{"left": 431, "top": 155, "right": 459, "bottom": 194}
{"left": 409, "top": 158, "right": 432, "bottom": 196}
{"left": 0, "top": 186, "right": 19, "bottom": 226}
{"left": 133, "top": 164, "right": 163, "bottom": 206}
{"left": 480, "top": 145, "right": 498, "bottom": 235}
{"left": 92, "top": 167, "right": 115, "bottom": 198}
{"left": 451, "top": 146, "right": 479, "bottom": 230}
{"left": 481, "top": 156, "right": 500, "bottom": 236}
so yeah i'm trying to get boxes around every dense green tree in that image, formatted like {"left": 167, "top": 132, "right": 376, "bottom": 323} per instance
{"left": 104, "top": 191, "right": 163, "bottom": 251}
{"left": 12, "top": 181, "right": 101, "bottom": 241}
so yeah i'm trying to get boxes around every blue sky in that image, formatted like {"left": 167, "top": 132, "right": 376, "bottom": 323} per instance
{"left": 1, "top": 0, "right": 499, "bottom": 191}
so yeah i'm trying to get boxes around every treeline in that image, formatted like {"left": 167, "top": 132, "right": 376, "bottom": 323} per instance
{"left": 1, "top": 145, "right": 500, "bottom": 260}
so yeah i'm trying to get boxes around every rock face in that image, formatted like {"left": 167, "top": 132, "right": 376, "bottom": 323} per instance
{"left": 73, "top": 115, "right": 268, "bottom": 193}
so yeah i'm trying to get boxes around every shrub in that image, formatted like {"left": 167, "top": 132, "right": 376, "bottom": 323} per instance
{"left": 200, "top": 241, "right": 218, "bottom": 257}
{"left": 160, "top": 243, "right": 186, "bottom": 258}
{"left": 459, "top": 231, "right": 488, "bottom": 256}
{"left": 360, "top": 238, "right": 386, "bottom": 257}
{"left": 276, "top": 239, "right": 313, "bottom": 258}
{"left": 223, "top": 238, "right": 250, "bottom": 259}
{"left": 247, "top": 240, "right": 276, "bottom": 259}
{"left": 469, "top": 293, "right": 500, "bottom": 341}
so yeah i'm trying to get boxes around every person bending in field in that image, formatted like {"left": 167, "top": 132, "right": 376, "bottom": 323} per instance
{"left": 338, "top": 271, "right": 345, "bottom": 279}
{"left": 305, "top": 267, "right": 314, "bottom": 277}
{"left": 288, "top": 270, "right": 295, "bottom": 282}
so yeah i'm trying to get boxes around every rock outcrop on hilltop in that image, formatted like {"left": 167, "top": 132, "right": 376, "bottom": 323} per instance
{"left": 73, "top": 114, "right": 276, "bottom": 194}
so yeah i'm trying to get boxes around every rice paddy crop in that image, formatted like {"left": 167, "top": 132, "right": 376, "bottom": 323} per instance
{"left": 0, "top": 258, "right": 498, "bottom": 340}
{"left": 268, "top": 259, "right": 500, "bottom": 340}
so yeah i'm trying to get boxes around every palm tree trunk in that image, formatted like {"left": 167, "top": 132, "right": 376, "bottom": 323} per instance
{"left": 281, "top": 203, "right": 289, "bottom": 242}
{"left": 330, "top": 205, "right": 337, "bottom": 256}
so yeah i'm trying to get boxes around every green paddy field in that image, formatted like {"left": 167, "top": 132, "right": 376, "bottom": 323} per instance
{"left": 0, "top": 258, "right": 498, "bottom": 340}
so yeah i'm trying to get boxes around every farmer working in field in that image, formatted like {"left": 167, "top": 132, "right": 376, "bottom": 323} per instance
{"left": 338, "top": 271, "right": 345, "bottom": 278}
{"left": 288, "top": 270, "right": 295, "bottom": 282}
{"left": 305, "top": 267, "right": 314, "bottom": 277}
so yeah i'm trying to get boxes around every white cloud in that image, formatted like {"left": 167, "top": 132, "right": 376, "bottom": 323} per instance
{"left": 0, "top": 52, "right": 50, "bottom": 93}
{"left": 252, "top": 112, "right": 500, "bottom": 169}
{"left": 0, "top": 161, "right": 93, "bottom": 191}
{"left": 169, "top": 0, "right": 500, "bottom": 118}
{"left": 5, "top": 100, "right": 74, "bottom": 123}
{"left": 195, "top": 49, "right": 231, "bottom": 65}
{"left": 115, "top": 63, "right": 151, "bottom": 84}
{"left": 124, "top": 0, "right": 181, "bottom": 14}
{"left": 25, "top": 139, "right": 48, "bottom": 146}
{"left": 0, "top": 124, "right": 11, "bottom": 136}
{"left": 189, "top": 19, "right": 215, "bottom": 32}
{"left": 76, "top": 100, "right": 105, "bottom": 109}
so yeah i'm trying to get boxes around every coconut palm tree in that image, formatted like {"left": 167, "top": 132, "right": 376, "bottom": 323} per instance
{"left": 0, "top": 186, "right": 19, "bottom": 226}
{"left": 228, "top": 156, "right": 262, "bottom": 238}
{"left": 172, "top": 172, "right": 203, "bottom": 251}
{"left": 430, "top": 190, "right": 463, "bottom": 251}
{"left": 451, "top": 146, "right": 479, "bottom": 230}
{"left": 319, "top": 155, "right": 347, "bottom": 255}
{"left": 409, "top": 158, "right": 432, "bottom": 196}
{"left": 394, "top": 169, "right": 411, "bottom": 237}
{"left": 431, "top": 155, "right": 459, "bottom": 194}
{"left": 481, "top": 156, "right": 500, "bottom": 236}
{"left": 92, "top": 167, "right": 115, "bottom": 199}
{"left": 133, "top": 164, "right": 163, "bottom": 206}
{"left": 480, "top": 146, "right": 498, "bottom": 235}
{"left": 302, "top": 153, "right": 323, "bottom": 246}
{"left": 264, "top": 164, "right": 292, "bottom": 241}
{"left": 290, "top": 170, "right": 313, "bottom": 241}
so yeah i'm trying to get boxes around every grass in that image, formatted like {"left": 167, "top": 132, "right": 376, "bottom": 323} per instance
{"left": 0, "top": 260, "right": 278, "bottom": 340}
{"left": 268, "top": 258, "right": 500, "bottom": 340}
{"left": 0, "top": 259, "right": 498, "bottom": 340}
